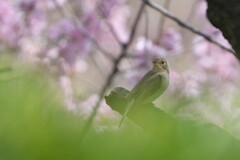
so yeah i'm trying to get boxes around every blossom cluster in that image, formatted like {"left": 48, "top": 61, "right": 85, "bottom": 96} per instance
{"left": 0, "top": 0, "right": 129, "bottom": 111}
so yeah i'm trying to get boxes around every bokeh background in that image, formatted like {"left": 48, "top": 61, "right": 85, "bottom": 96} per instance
{"left": 1, "top": 0, "right": 240, "bottom": 159}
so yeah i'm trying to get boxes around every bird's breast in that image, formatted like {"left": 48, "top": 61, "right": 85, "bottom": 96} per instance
{"left": 159, "top": 71, "right": 169, "bottom": 88}
{"left": 142, "top": 71, "right": 169, "bottom": 103}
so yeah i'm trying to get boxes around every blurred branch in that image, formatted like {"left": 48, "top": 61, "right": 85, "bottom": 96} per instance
{"left": 143, "top": 7, "right": 149, "bottom": 55}
{"left": 103, "top": 19, "right": 123, "bottom": 45}
{"left": 80, "top": 2, "right": 146, "bottom": 141}
{"left": 96, "top": 2, "right": 123, "bottom": 45}
{"left": 143, "top": 0, "right": 235, "bottom": 55}
{"left": 126, "top": 4, "right": 145, "bottom": 47}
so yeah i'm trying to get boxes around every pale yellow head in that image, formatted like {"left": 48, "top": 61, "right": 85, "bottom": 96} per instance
{"left": 152, "top": 57, "right": 169, "bottom": 73}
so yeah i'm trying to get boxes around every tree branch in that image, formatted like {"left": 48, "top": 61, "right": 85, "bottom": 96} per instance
{"left": 96, "top": 1, "right": 123, "bottom": 45}
{"left": 143, "top": 0, "right": 235, "bottom": 55}
{"left": 104, "top": 85, "right": 240, "bottom": 156}
{"left": 105, "top": 87, "right": 176, "bottom": 137}
{"left": 79, "top": 2, "right": 146, "bottom": 142}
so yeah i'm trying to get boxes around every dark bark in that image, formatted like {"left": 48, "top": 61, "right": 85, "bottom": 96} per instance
{"left": 105, "top": 87, "right": 176, "bottom": 138}
{"left": 105, "top": 87, "right": 240, "bottom": 158}
{"left": 206, "top": 0, "right": 240, "bottom": 59}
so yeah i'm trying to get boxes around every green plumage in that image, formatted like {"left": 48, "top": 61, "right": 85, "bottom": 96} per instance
{"left": 119, "top": 58, "right": 169, "bottom": 128}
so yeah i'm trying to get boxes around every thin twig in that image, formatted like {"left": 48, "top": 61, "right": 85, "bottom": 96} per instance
{"left": 96, "top": 1, "right": 123, "bottom": 45}
{"left": 79, "top": 2, "right": 146, "bottom": 142}
{"left": 104, "top": 19, "right": 123, "bottom": 45}
{"left": 144, "top": 7, "right": 149, "bottom": 54}
{"left": 52, "top": 0, "right": 115, "bottom": 61}
{"left": 67, "top": 2, "right": 116, "bottom": 61}
{"left": 143, "top": 0, "right": 235, "bottom": 54}
{"left": 127, "top": 3, "right": 145, "bottom": 47}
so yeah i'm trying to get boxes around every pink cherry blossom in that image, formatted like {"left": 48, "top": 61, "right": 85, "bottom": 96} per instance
{"left": 0, "top": 1, "right": 23, "bottom": 48}
{"left": 160, "top": 28, "right": 182, "bottom": 51}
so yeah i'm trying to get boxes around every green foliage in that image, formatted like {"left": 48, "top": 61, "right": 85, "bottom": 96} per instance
{"left": 1, "top": 62, "right": 240, "bottom": 160}
{"left": 0, "top": 66, "right": 84, "bottom": 160}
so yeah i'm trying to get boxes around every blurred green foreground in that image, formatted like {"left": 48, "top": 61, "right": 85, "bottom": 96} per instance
{"left": 1, "top": 60, "right": 240, "bottom": 160}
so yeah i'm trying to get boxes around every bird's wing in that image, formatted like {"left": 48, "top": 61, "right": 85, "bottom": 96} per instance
{"left": 128, "top": 71, "right": 155, "bottom": 97}
{"left": 119, "top": 72, "right": 163, "bottom": 128}
{"left": 128, "top": 72, "right": 163, "bottom": 102}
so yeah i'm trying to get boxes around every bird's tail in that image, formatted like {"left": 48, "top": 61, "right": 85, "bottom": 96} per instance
{"left": 118, "top": 99, "right": 134, "bottom": 128}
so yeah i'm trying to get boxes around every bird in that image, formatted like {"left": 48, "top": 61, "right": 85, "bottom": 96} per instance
{"left": 119, "top": 57, "right": 169, "bottom": 128}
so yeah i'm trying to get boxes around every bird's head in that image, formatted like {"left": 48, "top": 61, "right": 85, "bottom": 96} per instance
{"left": 152, "top": 57, "right": 169, "bottom": 73}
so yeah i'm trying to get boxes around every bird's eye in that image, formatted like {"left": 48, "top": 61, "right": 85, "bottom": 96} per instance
{"left": 161, "top": 61, "right": 165, "bottom": 65}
